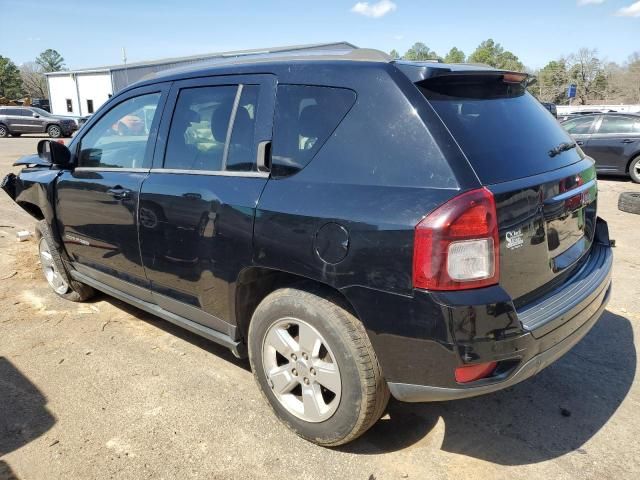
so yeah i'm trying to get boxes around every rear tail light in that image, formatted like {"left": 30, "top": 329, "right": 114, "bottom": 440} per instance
{"left": 413, "top": 187, "right": 500, "bottom": 291}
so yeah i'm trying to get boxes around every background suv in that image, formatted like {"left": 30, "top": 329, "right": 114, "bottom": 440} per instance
{"left": 2, "top": 48, "right": 612, "bottom": 446}
{"left": 0, "top": 106, "right": 77, "bottom": 138}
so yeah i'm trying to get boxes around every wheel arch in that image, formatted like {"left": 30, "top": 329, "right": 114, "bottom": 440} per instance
{"left": 234, "top": 267, "right": 359, "bottom": 344}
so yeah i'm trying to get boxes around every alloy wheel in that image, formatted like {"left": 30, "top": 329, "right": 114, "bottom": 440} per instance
{"left": 262, "top": 318, "right": 342, "bottom": 423}
{"left": 38, "top": 238, "right": 69, "bottom": 295}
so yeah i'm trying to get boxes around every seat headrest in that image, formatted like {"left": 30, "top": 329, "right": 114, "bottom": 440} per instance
{"left": 299, "top": 105, "right": 326, "bottom": 139}
{"left": 174, "top": 108, "right": 199, "bottom": 128}
{"left": 211, "top": 104, "right": 232, "bottom": 142}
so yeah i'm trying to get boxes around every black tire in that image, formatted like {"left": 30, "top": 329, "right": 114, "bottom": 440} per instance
{"left": 248, "top": 286, "right": 389, "bottom": 447}
{"left": 618, "top": 192, "right": 640, "bottom": 215}
{"left": 35, "top": 220, "right": 95, "bottom": 302}
{"left": 47, "top": 124, "right": 62, "bottom": 138}
{"left": 0, "top": 124, "right": 8, "bottom": 138}
{"left": 628, "top": 156, "right": 640, "bottom": 184}
{"left": 10, "top": 132, "right": 21, "bottom": 137}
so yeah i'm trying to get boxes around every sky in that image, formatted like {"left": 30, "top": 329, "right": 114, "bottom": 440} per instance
{"left": 0, "top": 0, "right": 638, "bottom": 71}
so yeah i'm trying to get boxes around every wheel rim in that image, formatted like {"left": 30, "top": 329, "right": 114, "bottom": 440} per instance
{"left": 39, "top": 238, "right": 69, "bottom": 295}
{"left": 262, "top": 318, "right": 342, "bottom": 423}
{"left": 0, "top": 126, "right": 6, "bottom": 136}
{"left": 49, "top": 126, "right": 60, "bottom": 137}
{"left": 634, "top": 162, "right": 640, "bottom": 177}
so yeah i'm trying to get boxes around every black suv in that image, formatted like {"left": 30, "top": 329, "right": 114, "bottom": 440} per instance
{"left": 2, "top": 48, "right": 613, "bottom": 446}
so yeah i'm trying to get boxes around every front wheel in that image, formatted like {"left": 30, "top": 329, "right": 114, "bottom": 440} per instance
{"left": 248, "top": 287, "right": 389, "bottom": 446}
{"left": 47, "top": 124, "right": 62, "bottom": 138}
{"left": 36, "top": 220, "right": 95, "bottom": 302}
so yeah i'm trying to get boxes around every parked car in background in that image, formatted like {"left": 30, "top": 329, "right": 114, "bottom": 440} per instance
{"left": 562, "top": 113, "right": 640, "bottom": 182}
{"left": 540, "top": 102, "right": 557, "bottom": 118}
{"left": 0, "top": 106, "right": 77, "bottom": 138}
{"left": 2, "top": 49, "right": 612, "bottom": 446}
{"left": 31, "top": 98, "right": 51, "bottom": 113}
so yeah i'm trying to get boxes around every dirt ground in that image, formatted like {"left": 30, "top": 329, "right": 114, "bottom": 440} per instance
{"left": 0, "top": 135, "right": 639, "bottom": 480}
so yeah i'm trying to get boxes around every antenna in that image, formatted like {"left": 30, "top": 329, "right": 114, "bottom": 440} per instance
{"left": 122, "top": 47, "right": 129, "bottom": 86}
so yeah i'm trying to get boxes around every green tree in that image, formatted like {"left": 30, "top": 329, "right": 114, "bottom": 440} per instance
{"left": 534, "top": 60, "right": 569, "bottom": 104}
{"left": 36, "top": 49, "right": 66, "bottom": 72}
{"left": 404, "top": 42, "right": 440, "bottom": 61}
{"left": 0, "top": 55, "right": 23, "bottom": 99}
{"left": 444, "top": 47, "right": 465, "bottom": 64}
{"left": 468, "top": 39, "right": 524, "bottom": 71}
{"left": 389, "top": 49, "right": 400, "bottom": 60}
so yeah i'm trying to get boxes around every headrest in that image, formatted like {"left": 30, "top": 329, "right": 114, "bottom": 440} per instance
{"left": 299, "top": 105, "right": 326, "bottom": 139}
{"left": 211, "top": 104, "right": 232, "bottom": 142}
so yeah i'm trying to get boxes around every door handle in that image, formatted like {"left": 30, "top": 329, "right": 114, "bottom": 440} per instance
{"left": 107, "top": 186, "right": 131, "bottom": 200}
{"left": 576, "top": 140, "right": 584, "bottom": 146}
{"left": 622, "top": 139, "right": 635, "bottom": 144}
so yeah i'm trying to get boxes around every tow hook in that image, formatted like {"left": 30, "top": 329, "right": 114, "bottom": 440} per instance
{"left": 1, "top": 173, "right": 16, "bottom": 200}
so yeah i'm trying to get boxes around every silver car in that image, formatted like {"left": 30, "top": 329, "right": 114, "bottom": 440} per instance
{"left": 0, "top": 106, "right": 77, "bottom": 138}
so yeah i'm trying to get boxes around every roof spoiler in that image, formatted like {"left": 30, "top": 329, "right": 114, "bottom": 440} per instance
{"left": 394, "top": 62, "right": 529, "bottom": 85}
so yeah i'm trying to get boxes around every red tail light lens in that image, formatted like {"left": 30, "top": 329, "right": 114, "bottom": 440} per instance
{"left": 413, "top": 187, "right": 500, "bottom": 291}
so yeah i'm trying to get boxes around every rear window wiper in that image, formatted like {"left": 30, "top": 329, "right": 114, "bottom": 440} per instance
{"left": 548, "top": 142, "right": 577, "bottom": 158}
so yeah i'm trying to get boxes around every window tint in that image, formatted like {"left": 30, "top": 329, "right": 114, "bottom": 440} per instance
{"left": 271, "top": 85, "right": 356, "bottom": 177}
{"left": 226, "top": 85, "right": 259, "bottom": 172}
{"left": 419, "top": 76, "right": 583, "bottom": 184}
{"left": 562, "top": 116, "right": 595, "bottom": 134}
{"left": 598, "top": 116, "right": 636, "bottom": 134}
{"left": 164, "top": 85, "right": 237, "bottom": 171}
{"left": 5, "top": 108, "right": 23, "bottom": 116}
{"left": 78, "top": 93, "right": 161, "bottom": 169}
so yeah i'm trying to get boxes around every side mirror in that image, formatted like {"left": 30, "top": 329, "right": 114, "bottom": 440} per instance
{"left": 37, "top": 139, "right": 71, "bottom": 167}
{"left": 32, "top": 113, "right": 40, "bottom": 118}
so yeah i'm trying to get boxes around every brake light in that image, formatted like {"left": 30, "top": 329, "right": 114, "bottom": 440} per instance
{"left": 413, "top": 187, "right": 500, "bottom": 290}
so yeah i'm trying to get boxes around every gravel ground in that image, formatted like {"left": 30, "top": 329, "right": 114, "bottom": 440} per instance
{"left": 1, "top": 136, "right": 639, "bottom": 480}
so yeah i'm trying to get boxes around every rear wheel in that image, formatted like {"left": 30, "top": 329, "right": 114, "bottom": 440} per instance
{"left": 248, "top": 287, "right": 389, "bottom": 446}
{"left": 36, "top": 220, "right": 94, "bottom": 302}
{"left": 47, "top": 124, "right": 62, "bottom": 138}
{"left": 629, "top": 156, "right": 640, "bottom": 184}
{"left": 0, "top": 124, "right": 8, "bottom": 138}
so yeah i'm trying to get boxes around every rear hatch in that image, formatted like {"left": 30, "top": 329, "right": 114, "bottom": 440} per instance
{"left": 417, "top": 71, "right": 598, "bottom": 304}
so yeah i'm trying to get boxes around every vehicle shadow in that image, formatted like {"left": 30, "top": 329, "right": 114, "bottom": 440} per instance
{"left": 344, "top": 310, "right": 635, "bottom": 464}
{"left": 0, "top": 357, "right": 56, "bottom": 462}
{"left": 92, "top": 293, "right": 251, "bottom": 371}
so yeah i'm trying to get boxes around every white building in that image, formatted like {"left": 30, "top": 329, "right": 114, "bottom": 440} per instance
{"left": 45, "top": 42, "right": 356, "bottom": 117}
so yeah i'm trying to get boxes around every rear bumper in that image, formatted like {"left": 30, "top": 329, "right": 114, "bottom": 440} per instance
{"left": 389, "top": 279, "right": 611, "bottom": 401}
{"left": 346, "top": 218, "right": 613, "bottom": 403}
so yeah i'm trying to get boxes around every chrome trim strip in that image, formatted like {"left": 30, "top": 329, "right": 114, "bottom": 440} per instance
{"left": 149, "top": 168, "right": 268, "bottom": 178}
{"left": 74, "top": 167, "right": 150, "bottom": 173}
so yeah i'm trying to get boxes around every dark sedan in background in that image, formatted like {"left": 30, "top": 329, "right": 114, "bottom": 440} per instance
{"left": 562, "top": 113, "right": 640, "bottom": 183}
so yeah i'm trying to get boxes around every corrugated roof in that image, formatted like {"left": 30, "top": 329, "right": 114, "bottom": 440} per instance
{"left": 44, "top": 42, "right": 357, "bottom": 76}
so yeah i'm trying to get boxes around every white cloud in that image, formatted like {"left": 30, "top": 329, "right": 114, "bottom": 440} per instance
{"left": 351, "top": 0, "right": 397, "bottom": 18}
{"left": 577, "top": 0, "right": 605, "bottom": 5}
{"left": 615, "top": 1, "right": 640, "bottom": 16}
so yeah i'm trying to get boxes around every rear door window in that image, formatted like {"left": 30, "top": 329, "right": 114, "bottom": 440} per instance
{"left": 418, "top": 75, "right": 583, "bottom": 184}
{"left": 271, "top": 85, "right": 356, "bottom": 177}
{"left": 164, "top": 84, "right": 260, "bottom": 172}
{"left": 562, "top": 116, "right": 596, "bottom": 135}
{"left": 597, "top": 116, "right": 636, "bottom": 134}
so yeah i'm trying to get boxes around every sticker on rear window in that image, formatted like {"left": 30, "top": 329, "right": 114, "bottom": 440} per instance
{"left": 506, "top": 229, "right": 524, "bottom": 250}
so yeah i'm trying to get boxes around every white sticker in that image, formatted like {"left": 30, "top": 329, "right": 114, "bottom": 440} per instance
{"left": 506, "top": 229, "right": 524, "bottom": 250}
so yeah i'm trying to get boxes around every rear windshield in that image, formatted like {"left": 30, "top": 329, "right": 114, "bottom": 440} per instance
{"left": 418, "top": 75, "right": 582, "bottom": 184}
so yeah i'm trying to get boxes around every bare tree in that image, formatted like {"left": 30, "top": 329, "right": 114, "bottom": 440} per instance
{"left": 565, "top": 49, "right": 607, "bottom": 105}
{"left": 20, "top": 62, "right": 48, "bottom": 99}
